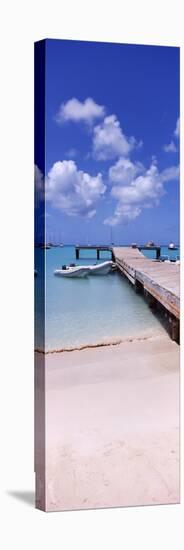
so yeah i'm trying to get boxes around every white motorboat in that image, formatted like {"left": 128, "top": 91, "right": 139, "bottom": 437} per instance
{"left": 84, "top": 260, "right": 114, "bottom": 275}
{"left": 146, "top": 241, "right": 155, "bottom": 247}
{"left": 54, "top": 261, "right": 115, "bottom": 277}
{"left": 168, "top": 242, "right": 178, "bottom": 250}
{"left": 54, "top": 265, "right": 90, "bottom": 278}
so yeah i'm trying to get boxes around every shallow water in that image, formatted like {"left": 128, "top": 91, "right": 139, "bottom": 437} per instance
{"left": 35, "top": 245, "right": 179, "bottom": 351}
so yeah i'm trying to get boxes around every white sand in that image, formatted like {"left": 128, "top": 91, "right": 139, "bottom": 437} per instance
{"left": 39, "top": 333, "right": 179, "bottom": 511}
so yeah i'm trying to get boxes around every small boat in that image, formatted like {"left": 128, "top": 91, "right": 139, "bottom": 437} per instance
{"left": 131, "top": 243, "right": 138, "bottom": 249}
{"left": 168, "top": 242, "right": 178, "bottom": 250}
{"left": 146, "top": 241, "right": 155, "bottom": 247}
{"left": 82, "top": 260, "right": 114, "bottom": 275}
{"left": 34, "top": 269, "right": 38, "bottom": 276}
{"left": 54, "top": 265, "right": 90, "bottom": 278}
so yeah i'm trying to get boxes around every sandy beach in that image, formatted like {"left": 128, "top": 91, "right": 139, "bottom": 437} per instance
{"left": 35, "top": 331, "right": 180, "bottom": 512}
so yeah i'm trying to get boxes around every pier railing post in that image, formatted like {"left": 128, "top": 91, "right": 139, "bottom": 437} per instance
{"left": 146, "top": 292, "right": 157, "bottom": 310}
{"left": 135, "top": 280, "right": 143, "bottom": 294}
{"left": 170, "top": 316, "right": 179, "bottom": 343}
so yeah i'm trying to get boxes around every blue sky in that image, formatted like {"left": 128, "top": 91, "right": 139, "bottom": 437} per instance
{"left": 38, "top": 39, "right": 179, "bottom": 245}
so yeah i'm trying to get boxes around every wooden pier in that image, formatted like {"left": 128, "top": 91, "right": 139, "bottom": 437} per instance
{"left": 75, "top": 244, "right": 161, "bottom": 260}
{"left": 74, "top": 244, "right": 180, "bottom": 342}
{"left": 112, "top": 247, "right": 180, "bottom": 342}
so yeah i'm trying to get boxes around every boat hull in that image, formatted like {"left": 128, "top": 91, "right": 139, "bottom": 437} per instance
{"left": 83, "top": 261, "right": 113, "bottom": 275}
{"left": 54, "top": 267, "right": 89, "bottom": 278}
{"left": 90, "top": 264, "right": 113, "bottom": 275}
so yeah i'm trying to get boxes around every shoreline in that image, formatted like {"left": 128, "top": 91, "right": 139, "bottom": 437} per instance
{"left": 35, "top": 326, "right": 172, "bottom": 355}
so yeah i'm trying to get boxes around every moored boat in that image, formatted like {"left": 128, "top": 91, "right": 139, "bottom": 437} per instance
{"left": 168, "top": 242, "right": 178, "bottom": 250}
{"left": 54, "top": 265, "right": 90, "bottom": 278}
{"left": 54, "top": 261, "right": 114, "bottom": 277}
{"left": 81, "top": 260, "right": 114, "bottom": 275}
{"left": 146, "top": 241, "right": 155, "bottom": 247}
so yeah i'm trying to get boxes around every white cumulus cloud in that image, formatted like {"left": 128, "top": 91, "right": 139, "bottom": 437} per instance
{"left": 163, "top": 140, "right": 177, "bottom": 153}
{"left": 109, "top": 157, "right": 144, "bottom": 185}
{"left": 104, "top": 160, "right": 179, "bottom": 226}
{"left": 56, "top": 98, "right": 105, "bottom": 124}
{"left": 46, "top": 160, "right": 106, "bottom": 218}
{"left": 92, "top": 115, "right": 139, "bottom": 160}
{"left": 111, "top": 162, "right": 165, "bottom": 205}
{"left": 161, "top": 164, "right": 180, "bottom": 182}
{"left": 104, "top": 205, "right": 141, "bottom": 226}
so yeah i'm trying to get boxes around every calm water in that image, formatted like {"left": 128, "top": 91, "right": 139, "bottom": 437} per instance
{"left": 35, "top": 245, "right": 179, "bottom": 351}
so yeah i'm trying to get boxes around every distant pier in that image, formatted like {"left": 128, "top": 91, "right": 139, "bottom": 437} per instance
{"left": 75, "top": 245, "right": 113, "bottom": 260}
{"left": 75, "top": 244, "right": 161, "bottom": 260}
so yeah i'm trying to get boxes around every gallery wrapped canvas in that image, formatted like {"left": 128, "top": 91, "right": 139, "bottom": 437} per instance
{"left": 34, "top": 39, "right": 180, "bottom": 511}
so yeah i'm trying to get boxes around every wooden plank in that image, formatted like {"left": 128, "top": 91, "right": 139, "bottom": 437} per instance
{"left": 136, "top": 270, "right": 180, "bottom": 318}
{"left": 116, "top": 261, "right": 135, "bottom": 285}
{"left": 113, "top": 246, "right": 180, "bottom": 320}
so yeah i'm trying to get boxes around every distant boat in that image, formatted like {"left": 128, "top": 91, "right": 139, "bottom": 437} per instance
{"left": 168, "top": 242, "right": 178, "bottom": 250}
{"left": 146, "top": 241, "right": 155, "bottom": 247}
{"left": 131, "top": 243, "right": 138, "bottom": 248}
{"left": 59, "top": 243, "right": 64, "bottom": 247}
{"left": 54, "top": 265, "right": 90, "bottom": 278}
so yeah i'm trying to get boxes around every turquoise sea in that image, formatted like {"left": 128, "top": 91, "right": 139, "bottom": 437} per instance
{"left": 35, "top": 245, "right": 179, "bottom": 351}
